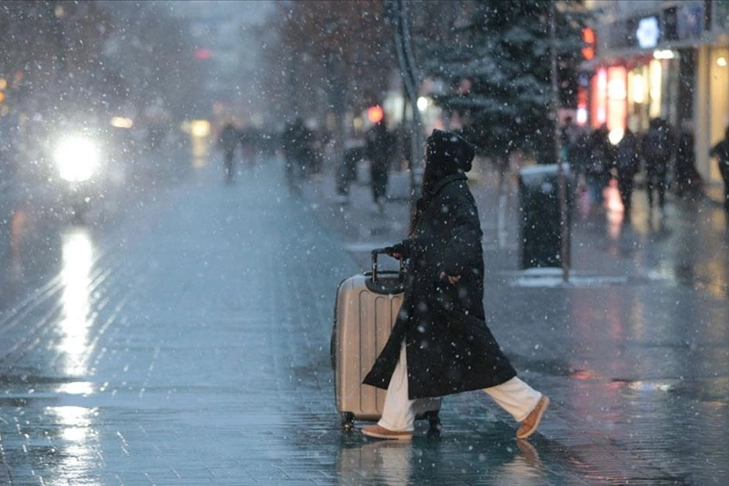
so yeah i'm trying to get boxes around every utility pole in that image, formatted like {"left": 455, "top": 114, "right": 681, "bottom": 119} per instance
{"left": 387, "top": 0, "right": 423, "bottom": 216}
{"left": 551, "top": 0, "right": 570, "bottom": 282}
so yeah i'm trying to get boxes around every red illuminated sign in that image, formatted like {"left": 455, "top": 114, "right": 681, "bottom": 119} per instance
{"left": 582, "top": 28, "right": 595, "bottom": 60}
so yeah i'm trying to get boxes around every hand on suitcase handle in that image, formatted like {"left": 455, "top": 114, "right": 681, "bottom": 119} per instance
{"left": 371, "top": 247, "right": 405, "bottom": 284}
{"left": 383, "top": 243, "right": 405, "bottom": 259}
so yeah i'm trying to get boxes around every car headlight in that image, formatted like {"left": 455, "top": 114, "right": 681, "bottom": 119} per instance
{"left": 54, "top": 136, "right": 100, "bottom": 182}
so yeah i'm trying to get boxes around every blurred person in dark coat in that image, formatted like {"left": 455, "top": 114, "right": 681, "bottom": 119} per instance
{"left": 568, "top": 128, "right": 591, "bottom": 189}
{"left": 585, "top": 125, "right": 614, "bottom": 212}
{"left": 641, "top": 118, "right": 674, "bottom": 215}
{"left": 219, "top": 122, "right": 239, "bottom": 183}
{"left": 710, "top": 126, "right": 729, "bottom": 213}
{"left": 239, "top": 127, "right": 259, "bottom": 168}
{"left": 560, "top": 116, "right": 580, "bottom": 164}
{"left": 361, "top": 129, "right": 549, "bottom": 441}
{"left": 614, "top": 128, "right": 640, "bottom": 218}
{"left": 364, "top": 116, "right": 396, "bottom": 212}
{"left": 281, "top": 117, "right": 313, "bottom": 187}
{"left": 674, "top": 121, "right": 703, "bottom": 199}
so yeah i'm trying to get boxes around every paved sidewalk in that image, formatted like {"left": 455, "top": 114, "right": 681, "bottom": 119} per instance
{"left": 0, "top": 154, "right": 727, "bottom": 485}
{"left": 300, "top": 158, "right": 729, "bottom": 485}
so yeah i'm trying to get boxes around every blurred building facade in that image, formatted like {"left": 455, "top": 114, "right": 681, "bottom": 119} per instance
{"left": 586, "top": 0, "right": 729, "bottom": 187}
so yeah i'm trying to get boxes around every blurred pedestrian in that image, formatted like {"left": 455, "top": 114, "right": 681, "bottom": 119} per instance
{"left": 709, "top": 126, "right": 729, "bottom": 214}
{"left": 674, "top": 121, "right": 703, "bottom": 199}
{"left": 362, "top": 129, "right": 549, "bottom": 441}
{"left": 306, "top": 127, "right": 326, "bottom": 178}
{"left": 568, "top": 126, "right": 589, "bottom": 178}
{"left": 219, "top": 122, "right": 239, "bottom": 183}
{"left": 585, "top": 125, "right": 613, "bottom": 213}
{"left": 336, "top": 139, "right": 364, "bottom": 201}
{"left": 364, "top": 116, "right": 396, "bottom": 212}
{"left": 239, "top": 127, "right": 258, "bottom": 168}
{"left": 641, "top": 118, "right": 674, "bottom": 215}
{"left": 614, "top": 128, "right": 640, "bottom": 218}
{"left": 281, "top": 117, "right": 313, "bottom": 189}
{"left": 560, "top": 116, "right": 579, "bottom": 163}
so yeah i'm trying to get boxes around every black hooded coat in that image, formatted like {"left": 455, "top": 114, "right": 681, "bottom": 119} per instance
{"left": 362, "top": 130, "right": 517, "bottom": 400}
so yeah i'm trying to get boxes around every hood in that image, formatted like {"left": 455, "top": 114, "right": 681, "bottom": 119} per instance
{"left": 422, "top": 129, "right": 475, "bottom": 191}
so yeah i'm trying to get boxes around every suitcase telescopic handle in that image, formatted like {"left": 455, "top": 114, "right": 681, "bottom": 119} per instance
{"left": 371, "top": 248, "right": 404, "bottom": 283}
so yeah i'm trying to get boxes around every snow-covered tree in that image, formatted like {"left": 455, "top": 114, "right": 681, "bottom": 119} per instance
{"left": 418, "top": 0, "right": 588, "bottom": 163}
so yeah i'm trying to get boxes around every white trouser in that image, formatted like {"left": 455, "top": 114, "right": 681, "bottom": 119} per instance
{"left": 379, "top": 343, "right": 542, "bottom": 431}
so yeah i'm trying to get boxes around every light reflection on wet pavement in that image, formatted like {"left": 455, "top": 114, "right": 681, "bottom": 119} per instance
{"left": 0, "top": 153, "right": 728, "bottom": 484}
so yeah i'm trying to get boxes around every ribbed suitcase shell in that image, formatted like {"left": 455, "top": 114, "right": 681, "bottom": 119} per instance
{"left": 332, "top": 268, "right": 440, "bottom": 430}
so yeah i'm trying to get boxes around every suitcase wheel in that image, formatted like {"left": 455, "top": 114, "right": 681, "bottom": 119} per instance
{"left": 426, "top": 411, "right": 442, "bottom": 439}
{"left": 341, "top": 412, "right": 355, "bottom": 432}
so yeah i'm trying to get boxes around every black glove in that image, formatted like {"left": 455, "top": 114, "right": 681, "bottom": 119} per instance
{"left": 384, "top": 242, "right": 405, "bottom": 258}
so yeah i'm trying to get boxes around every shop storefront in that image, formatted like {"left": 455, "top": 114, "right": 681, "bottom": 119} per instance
{"left": 590, "top": 54, "right": 679, "bottom": 136}
{"left": 694, "top": 0, "right": 729, "bottom": 186}
{"left": 697, "top": 43, "right": 729, "bottom": 184}
{"left": 588, "top": 1, "right": 729, "bottom": 187}
{"left": 590, "top": 9, "right": 691, "bottom": 135}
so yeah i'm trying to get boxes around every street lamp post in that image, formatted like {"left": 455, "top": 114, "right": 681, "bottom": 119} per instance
{"left": 387, "top": 0, "right": 423, "bottom": 215}
{"left": 551, "top": 0, "right": 570, "bottom": 282}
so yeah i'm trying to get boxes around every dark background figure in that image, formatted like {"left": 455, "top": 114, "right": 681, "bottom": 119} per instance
{"left": 364, "top": 116, "right": 396, "bottom": 212}
{"left": 709, "top": 126, "right": 729, "bottom": 214}
{"left": 614, "top": 128, "right": 640, "bottom": 218}
{"left": 336, "top": 139, "right": 365, "bottom": 200}
{"left": 560, "top": 116, "right": 580, "bottom": 164}
{"left": 281, "top": 117, "right": 313, "bottom": 190}
{"left": 641, "top": 118, "right": 674, "bottom": 215}
{"left": 569, "top": 128, "right": 591, "bottom": 184}
{"left": 219, "top": 122, "right": 240, "bottom": 183}
{"left": 674, "top": 121, "right": 703, "bottom": 200}
{"left": 239, "top": 127, "right": 259, "bottom": 169}
{"left": 585, "top": 124, "right": 614, "bottom": 214}
{"left": 305, "top": 127, "right": 326, "bottom": 179}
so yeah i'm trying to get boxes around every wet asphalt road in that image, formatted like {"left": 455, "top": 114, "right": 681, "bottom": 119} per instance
{"left": 0, "top": 148, "right": 729, "bottom": 485}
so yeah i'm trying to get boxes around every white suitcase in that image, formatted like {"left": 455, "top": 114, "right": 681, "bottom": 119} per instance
{"left": 331, "top": 249, "right": 441, "bottom": 434}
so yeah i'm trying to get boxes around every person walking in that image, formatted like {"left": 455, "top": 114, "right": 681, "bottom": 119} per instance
{"left": 219, "top": 122, "right": 239, "bottom": 183}
{"left": 281, "top": 117, "right": 313, "bottom": 190}
{"left": 364, "top": 116, "right": 396, "bottom": 212}
{"left": 560, "top": 116, "right": 579, "bottom": 163}
{"left": 239, "top": 126, "right": 259, "bottom": 169}
{"left": 585, "top": 125, "right": 613, "bottom": 213}
{"left": 674, "top": 121, "right": 703, "bottom": 199}
{"left": 614, "top": 128, "right": 640, "bottom": 218}
{"left": 709, "top": 126, "right": 729, "bottom": 214}
{"left": 361, "top": 129, "right": 549, "bottom": 441}
{"left": 641, "top": 118, "right": 674, "bottom": 215}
